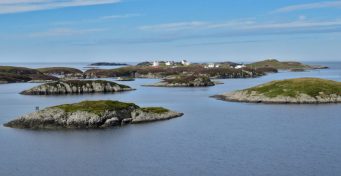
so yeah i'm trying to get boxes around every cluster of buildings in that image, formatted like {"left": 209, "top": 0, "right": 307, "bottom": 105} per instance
{"left": 152, "top": 60, "right": 191, "bottom": 67}
{"left": 204, "top": 63, "right": 246, "bottom": 69}
{"left": 151, "top": 60, "right": 246, "bottom": 69}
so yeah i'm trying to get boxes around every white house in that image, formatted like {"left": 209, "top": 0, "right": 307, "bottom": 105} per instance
{"left": 153, "top": 61, "right": 160, "bottom": 67}
{"left": 165, "top": 61, "right": 174, "bottom": 66}
{"left": 235, "top": 65, "right": 246, "bottom": 69}
{"left": 208, "top": 63, "right": 215, "bottom": 68}
{"left": 181, "top": 60, "right": 190, "bottom": 66}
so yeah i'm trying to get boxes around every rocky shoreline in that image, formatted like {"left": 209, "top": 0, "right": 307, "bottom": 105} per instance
{"left": 21, "top": 80, "right": 133, "bottom": 95}
{"left": 213, "top": 91, "right": 341, "bottom": 104}
{"left": 4, "top": 100, "right": 184, "bottom": 129}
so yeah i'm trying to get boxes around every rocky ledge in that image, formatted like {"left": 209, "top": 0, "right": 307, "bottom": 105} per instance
{"left": 4, "top": 100, "right": 183, "bottom": 129}
{"left": 213, "top": 78, "right": 341, "bottom": 104}
{"left": 21, "top": 80, "right": 134, "bottom": 95}
{"left": 144, "top": 75, "right": 215, "bottom": 87}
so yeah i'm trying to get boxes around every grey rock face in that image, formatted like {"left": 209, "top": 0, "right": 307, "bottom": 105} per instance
{"left": 131, "top": 109, "right": 184, "bottom": 123}
{"left": 4, "top": 105, "right": 183, "bottom": 129}
{"left": 214, "top": 91, "right": 341, "bottom": 104}
{"left": 21, "top": 80, "right": 133, "bottom": 95}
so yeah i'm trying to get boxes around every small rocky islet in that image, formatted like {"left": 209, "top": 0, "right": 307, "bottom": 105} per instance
{"left": 4, "top": 100, "right": 184, "bottom": 129}
{"left": 144, "top": 75, "right": 215, "bottom": 87}
{"left": 21, "top": 80, "right": 134, "bottom": 95}
{"left": 213, "top": 78, "right": 341, "bottom": 104}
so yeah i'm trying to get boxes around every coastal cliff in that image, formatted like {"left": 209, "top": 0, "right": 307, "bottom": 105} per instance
{"left": 4, "top": 100, "right": 183, "bottom": 129}
{"left": 21, "top": 80, "right": 133, "bottom": 95}
{"left": 213, "top": 78, "right": 341, "bottom": 104}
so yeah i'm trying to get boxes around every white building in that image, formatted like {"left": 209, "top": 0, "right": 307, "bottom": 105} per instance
{"left": 205, "top": 63, "right": 220, "bottom": 68}
{"left": 181, "top": 60, "right": 190, "bottom": 66}
{"left": 235, "top": 65, "right": 246, "bottom": 69}
{"left": 208, "top": 63, "right": 215, "bottom": 68}
{"left": 153, "top": 61, "right": 160, "bottom": 67}
{"left": 165, "top": 61, "right": 174, "bottom": 66}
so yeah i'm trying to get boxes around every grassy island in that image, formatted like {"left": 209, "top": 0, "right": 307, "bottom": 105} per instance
{"left": 245, "top": 78, "right": 341, "bottom": 98}
{"left": 248, "top": 59, "right": 309, "bottom": 70}
{"left": 4, "top": 100, "right": 183, "bottom": 129}
{"left": 214, "top": 78, "right": 341, "bottom": 104}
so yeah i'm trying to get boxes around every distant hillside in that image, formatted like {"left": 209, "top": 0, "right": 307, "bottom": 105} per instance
{"left": 247, "top": 59, "right": 310, "bottom": 70}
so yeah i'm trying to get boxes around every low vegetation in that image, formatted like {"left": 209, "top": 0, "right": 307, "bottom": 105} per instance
{"left": 164, "top": 75, "right": 210, "bottom": 84}
{"left": 247, "top": 59, "right": 310, "bottom": 70}
{"left": 140, "top": 107, "right": 170, "bottom": 114}
{"left": 245, "top": 78, "right": 341, "bottom": 98}
{"left": 0, "top": 66, "right": 58, "bottom": 83}
{"left": 54, "top": 100, "right": 139, "bottom": 115}
{"left": 37, "top": 67, "right": 83, "bottom": 75}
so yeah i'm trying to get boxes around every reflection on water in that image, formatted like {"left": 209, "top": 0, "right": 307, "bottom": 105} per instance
{"left": 0, "top": 62, "right": 340, "bottom": 176}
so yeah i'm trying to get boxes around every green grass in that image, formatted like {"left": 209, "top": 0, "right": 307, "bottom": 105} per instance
{"left": 53, "top": 100, "right": 139, "bottom": 115}
{"left": 140, "top": 107, "right": 170, "bottom": 114}
{"left": 245, "top": 78, "right": 341, "bottom": 98}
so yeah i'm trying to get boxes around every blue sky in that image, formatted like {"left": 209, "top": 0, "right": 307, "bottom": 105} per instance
{"left": 1, "top": 0, "right": 341, "bottom": 62}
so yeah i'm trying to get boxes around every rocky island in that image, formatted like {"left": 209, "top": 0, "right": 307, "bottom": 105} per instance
{"left": 213, "top": 78, "right": 341, "bottom": 104}
{"left": 247, "top": 59, "right": 329, "bottom": 71}
{"left": 84, "top": 65, "right": 264, "bottom": 79}
{"left": 0, "top": 66, "right": 58, "bottom": 84}
{"left": 144, "top": 75, "right": 215, "bottom": 87}
{"left": 4, "top": 100, "right": 184, "bottom": 129}
{"left": 21, "top": 80, "right": 134, "bottom": 95}
{"left": 37, "top": 67, "right": 83, "bottom": 79}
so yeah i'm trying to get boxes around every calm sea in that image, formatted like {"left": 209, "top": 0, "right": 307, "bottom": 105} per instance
{"left": 0, "top": 62, "right": 340, "bottom": 176}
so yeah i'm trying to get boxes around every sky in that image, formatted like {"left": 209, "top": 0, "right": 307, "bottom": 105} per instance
{"left": 1, "top": 0, "right": 341, "bottom": 63}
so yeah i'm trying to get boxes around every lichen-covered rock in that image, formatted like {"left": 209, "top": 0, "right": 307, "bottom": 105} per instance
{"left": 21, "top": 80, "right": 134, "bottom": 95}
{"left": 4, "top": 100, "right": 183, "bottom": 129}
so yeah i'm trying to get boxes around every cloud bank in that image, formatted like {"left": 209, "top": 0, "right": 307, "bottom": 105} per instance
{"left": 0, "top": 0, "right": 121, "bottom": 14}
{"left": 273, "top": 1, "right": 341, "bottom": 13}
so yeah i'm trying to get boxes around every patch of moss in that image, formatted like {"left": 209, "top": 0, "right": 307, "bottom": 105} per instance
{"left": 140, "top": 107, "right": 170, "bottom": 114}
{"left": 54, "top": 100, "right": 139, "bottom": 115}
{"left": 245, "top": 78, "right": 341, "bottom": 98}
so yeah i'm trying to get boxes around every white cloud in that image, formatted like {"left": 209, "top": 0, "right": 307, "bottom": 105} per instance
{"left": 29, "top": 27, "right": 107, "bottom": 37}
{"left": 139, "top": 19, "right": 341, "bottom": 32}
{"left": 0, "top": 0, "right": 121, "bottom": 14}
{"left": 139, "top": 21, "right": 209, "bottom": 31}
{"left": 273, "top": 1, "right": 341, "bottom": 13}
